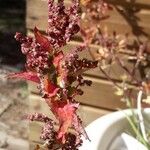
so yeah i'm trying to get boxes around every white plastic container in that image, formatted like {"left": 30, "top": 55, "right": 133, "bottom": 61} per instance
{"left": 79, "top": 109, "right": 150, "bottom": 150}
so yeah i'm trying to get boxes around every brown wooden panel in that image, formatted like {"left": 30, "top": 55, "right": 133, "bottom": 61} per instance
{"left": 106, "top": 0, "right": 150, "bottom": 8}
{"left": 78, "top": 104, "right": 111, "bottom": 126}
{"left": 76, "top": 76, "right": 127, "bottom": 110}
{"left": 29, "top": 122, "right": 42, "bottom": 143}
{"left": 29, "top": 94, "right": 55, "bottom": 120}
{"left": 59, "top": 41, "right": 141, "bottom": 82}
{"left": 26, "top": 31, "right": 142, "bottom": 82}
{"left": 28, "top": 74, "right": 128, "bottom": 110}
{"left": 29, "top": 94, "right": 111, "bottom": 125}
{"left": 29, "top": 103, "right": 111, "bottom": 143}
{"left": 26, "top": 0, "right": 150, "bottom": 39}
{"left": 27, "top": 30, "right": 138, "bottom": 110}
{"left": 26, "top": 0, "right": 72, "bottom": 31}
{"left": 26, "top": 0, "right": 48, "bottom": 31}
{"left": 29, "top": 93, "right": 111, "bottom": 143}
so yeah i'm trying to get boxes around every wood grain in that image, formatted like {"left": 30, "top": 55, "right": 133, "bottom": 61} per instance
{"left": 29, "top": 94, "right": 111, "bottom": 143}
{"left": 26, "top": 0, "right": 144, "bottom": 114}
{"left": 29, "top": 95, "right": 111, "bottom": 143}
{"left": 29, "top": 94, "right": 111, "bottom": 125}
{"left": 26, "top": 31, "right": 142, "bottom": 82}
{"left": 28, "top": 75, "right": 127, "bottom": 111}
{"left": 26, "top": 0, "right": 150, "bottom": 39}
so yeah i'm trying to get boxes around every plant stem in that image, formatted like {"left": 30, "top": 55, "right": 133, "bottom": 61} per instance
{"left": 114, "top": 54, "right": 141, "bottom": 86}
{"left": 137, "top": 90, "right": 148, "bottom": 142}
{"left": 99, "top": 65, "right": 121, "bottom": 89}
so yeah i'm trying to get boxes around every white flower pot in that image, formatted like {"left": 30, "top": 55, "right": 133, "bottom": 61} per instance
{"left": 79, "top": 109, "right": 150, "bottom": 150}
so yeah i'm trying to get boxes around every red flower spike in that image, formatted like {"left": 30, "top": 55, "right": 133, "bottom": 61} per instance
{"left": 13, "top": 0, "right": 93, "bottom": 148}
{"left": 8, "top": 72, "right": 40, "bottom": 83}
{"left": 34, "top": 27, "right": 52, "bottom": 52}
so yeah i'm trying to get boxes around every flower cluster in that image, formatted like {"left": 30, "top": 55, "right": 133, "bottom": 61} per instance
{"left": 47, "top": 0, "right": 80, "bottom": 48}
{"left": 15, "top": 30, "right": 51, "bottom": 72}
{"left": 81, "top": 0, "right": 112, "bottom": 20}
{"left": 80, "top": 0, "right": 113, "bottom": 45}
{"left": 9, "top": 0, "right": 98, "bottom": 149}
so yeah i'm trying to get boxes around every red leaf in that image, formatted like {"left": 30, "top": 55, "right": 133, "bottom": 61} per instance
{"left": 42, "top": 75, "right": 59, "bottom": 97}
{"left": 51, "top": 101, "right": 79, "bottom": 143}
{"left": 8, "top": 72, "right": 40, "bottom": 83}
{"left": 34, "top": 27, "right": 52, "bottom": 52}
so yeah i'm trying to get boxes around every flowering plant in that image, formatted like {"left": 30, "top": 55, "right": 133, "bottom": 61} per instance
{"left": 8, "top": 0, "right": 150, "bottom": 149}
{"left": 81, "top": 0, "right": 150, "bottom": 106}
{"left": 9, "top": 0, "right": 98, "bottom": 149}
{"left": 80, "top": 0, "right": 150, "bottom": 148}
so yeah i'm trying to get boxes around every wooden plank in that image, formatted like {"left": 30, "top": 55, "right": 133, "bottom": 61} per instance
{"left": 63, "top": 41, "right": 141, "bottom": 82}
{"left": 106, "top": 0, "right": 150, "bottom": 9}
{"left": 78, "top": 105, "right": 111, "bottom": 126}
{"left": 29, "top": 94, "right": 111, "bottom": 125}
{"left": 26, "top": 0, "right": 150, "bottom": 38}
{"left": 26, "top": 31, "right": 142, "bottom": 82}
{"left": 29, "top": 94, "right": 111, "bottom": 124}
{"left": 26, "top": 0, "right": 74, "bottom": 31}
{"left": 29, "top": 122, "right": 42, "bottom": 143}
{"left": 77, "top": 76, "right": 127, "bottom": 110}
{"left": 106, "top": 0, "right": 150, "bottom": 5}
{"left": 29, "top": 94, "right": 56, "bottom": 120}
{"left": 26, "top": 0, "right": 48, "bottom": 31}
{"left": 99, "top": 6, "right": 150, "bottom": 39}
{"left": 29, "top": 101, "right": 111, "bottom": 143}
{"left": 99, "top": 22, "right": 150, "bottom": 40}
{"left": 28, "top": 75, "right": 128, "bottom": 110}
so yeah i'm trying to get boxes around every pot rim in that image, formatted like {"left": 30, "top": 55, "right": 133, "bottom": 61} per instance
{"left": 79, "top": 108, "right": 150, "bottom": 150}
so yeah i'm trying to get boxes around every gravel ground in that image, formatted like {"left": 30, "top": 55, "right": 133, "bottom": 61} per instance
{"left": 0, "top": 66, "right": 29, "bottom": 149}
{"left": 0, "top": 0, "right": 28, "bottom": 149}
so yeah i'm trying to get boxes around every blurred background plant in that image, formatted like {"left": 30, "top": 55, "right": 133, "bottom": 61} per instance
{"left": 80, "top": 0, "right": 150, "bottom": 105}
{"left": 80, "top": 0, "right": 150, "bottom": 148}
